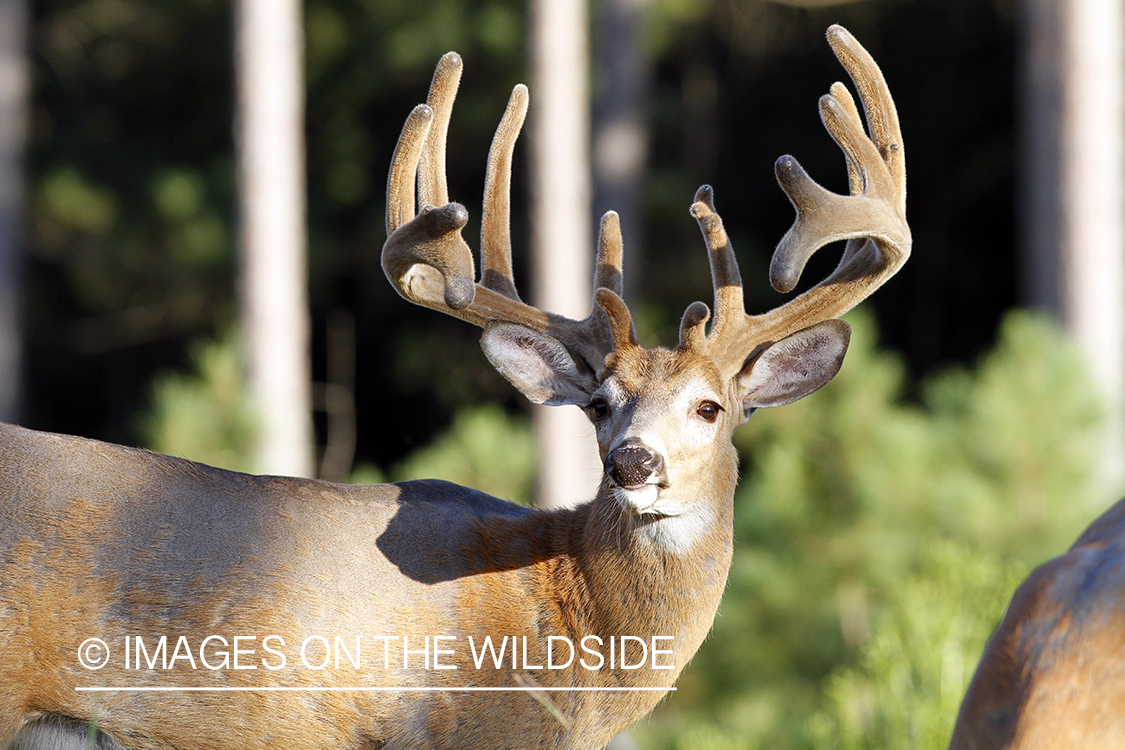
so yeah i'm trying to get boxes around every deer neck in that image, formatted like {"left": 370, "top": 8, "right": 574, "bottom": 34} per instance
{"left": 569, "top": 458, "right": 737, "bottom": 664}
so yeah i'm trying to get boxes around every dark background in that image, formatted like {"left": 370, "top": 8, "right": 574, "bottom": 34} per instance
{"left": 23, "top": 0, "right": 1018, "bottom": 471}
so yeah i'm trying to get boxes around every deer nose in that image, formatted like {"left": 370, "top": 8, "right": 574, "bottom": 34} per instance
{"left": 605, "top": 441, "right": 663, "bottom": 488}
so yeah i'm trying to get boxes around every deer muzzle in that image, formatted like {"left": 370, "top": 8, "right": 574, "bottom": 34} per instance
{"left": 605, "top": 441, "right": 665, "bottom": 490}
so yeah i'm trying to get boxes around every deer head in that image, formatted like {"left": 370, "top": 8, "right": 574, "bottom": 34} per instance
{"left": 383, "top": 25, "right": 909, "bottom": 524}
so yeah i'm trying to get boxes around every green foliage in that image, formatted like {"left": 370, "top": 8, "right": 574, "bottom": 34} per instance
{"left": 138, "top": 334, "right": 257, "bottom": 473}
{"left": 37, "top": 167, "right": 117, "bottom": 236}
{"left": 808, "top": 540, "right": 1025, "bottom": 750}
{"left": 668, "top": 721, "right": 758, "bottom": 750}
{"left": 348, "top": 462, "right": 387, "bottom": 486}
{"left": 922, "top": 311, "right": 1107, "bottom": 558}
{"left": 635, "top": 309, "right": 1110, "bottom": 749}
{"left": 391, "top": 404, "right": 535, "bottom": 505}
{"left": 136, "top": 336, "right": 533, "bottom": 502}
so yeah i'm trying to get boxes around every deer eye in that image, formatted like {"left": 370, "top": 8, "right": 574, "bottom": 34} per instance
{"left": 696, "top": 401, "right": 722, "bottom": 422}
{"left": 589, "top": 399, "right": 610, "bottom": 420}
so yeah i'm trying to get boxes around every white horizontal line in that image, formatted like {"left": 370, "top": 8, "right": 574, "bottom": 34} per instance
{"left": 76, "top": 686, "right": 675, "bottom": 693}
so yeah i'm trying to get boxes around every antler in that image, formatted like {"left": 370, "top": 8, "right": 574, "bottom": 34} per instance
{"left": 382, "top": 53, "right": 628, "bottom": 376}
{"left": 684, "top": 24, "right": 911, "bottom": 378}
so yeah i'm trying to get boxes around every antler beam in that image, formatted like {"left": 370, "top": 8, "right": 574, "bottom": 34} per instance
{"left": 686, "top": 24, "right": 911, "bottom": 377}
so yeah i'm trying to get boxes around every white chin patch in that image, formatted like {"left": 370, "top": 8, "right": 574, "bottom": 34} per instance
{"left": 615, "top": 484, "right": 661, "bottom": 514}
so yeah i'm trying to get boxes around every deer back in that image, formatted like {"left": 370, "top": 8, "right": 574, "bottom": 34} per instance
{"left": 949, "top": 497, "right": 1125, "bottom": 749}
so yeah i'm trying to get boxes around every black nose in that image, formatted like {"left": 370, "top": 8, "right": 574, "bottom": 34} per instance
{"left": 605, "top": 442, "right": 663, "bottom": 488}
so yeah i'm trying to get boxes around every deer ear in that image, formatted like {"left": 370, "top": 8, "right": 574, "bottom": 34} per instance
{"left": 737, "top": 320, "right": 850, "bottom": 413}
{"left": 480, "top": 322, "right": 596, "bottom": 406}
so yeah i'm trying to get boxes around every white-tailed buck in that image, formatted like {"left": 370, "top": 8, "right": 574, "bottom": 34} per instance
{"left": 0, "top": 25, "right": 908, "bottom": 750}
{"left": 948, "top": 496, "right": 1125, "bottom": 749}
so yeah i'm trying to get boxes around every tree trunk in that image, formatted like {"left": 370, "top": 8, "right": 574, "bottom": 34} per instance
{"left": 593, "top": 0, "right": 650, "bottom": 303}
{"left": 1022, "top": 0, "right": 1125, "bottom": 489}
{"left": 529, "top": 0, "right": 602, "bottom": 508}
{"left": 235, "top": 0, "right": 314, "bottom": 477}
{"left": 0, "top": 0, "right": 26, "bottom": 423}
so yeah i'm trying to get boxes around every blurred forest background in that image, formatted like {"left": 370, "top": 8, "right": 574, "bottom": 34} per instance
{"left": 4, "top": 0, "right": 1125, "bottom": 747}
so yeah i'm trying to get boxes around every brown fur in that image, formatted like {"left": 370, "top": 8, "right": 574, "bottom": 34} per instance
{"left": 949, "top": 497, "right": 1125, "bottom": 749}
{"left": 0, "top": 348, "right": 742, "bottom": 749}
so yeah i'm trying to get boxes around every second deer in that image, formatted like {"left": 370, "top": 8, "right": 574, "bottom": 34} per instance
{"left": 0, "top": 24, "right": 908, "bottom": 750}
{"left": 949, "top": 495, "right": 1125, "bottom": 749}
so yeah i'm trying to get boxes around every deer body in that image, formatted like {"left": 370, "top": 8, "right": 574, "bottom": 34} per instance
{"left": 948, "top": 497, "right": 1125, "bottom": 750}
{"left": 1, "top": 25, "right": 910, "bottom": 750}
{"left": 1, "top": 409, "right": 732, "bottom": 749}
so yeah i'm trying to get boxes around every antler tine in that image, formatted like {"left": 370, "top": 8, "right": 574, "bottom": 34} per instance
{"left": 584, "top": 211, "right": 633, "bottom": 359}
{"left": 678, "top": 301, "right": 710, "bottom": 352}
{"left": 382, "top": 53, "right": 622, "bottom": 376}
{"left": 689, "top": 24, "right": 910, "bottom": 378}
{"left": 594, "top": 210, "right": 625, "bottom": 297}
{"left": 689, "top": 185, "right": 743, "bottom": 346}
{"left": 595, "top": 288, "right": 638, "bottom": 351}
{"left": 418, "top": 52, "right": 463, "bottom": 209}
{"left": 386, "top": 104, "right": 431, "bottom": 237}
{"left": 828, "top": 26, "right": 906, "bottom": 213}
{"left": 828, "top": 82, "right": 864, "bottom": 197}
{"left": 480, "top": 84, "right": 528, "bottom": 301}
